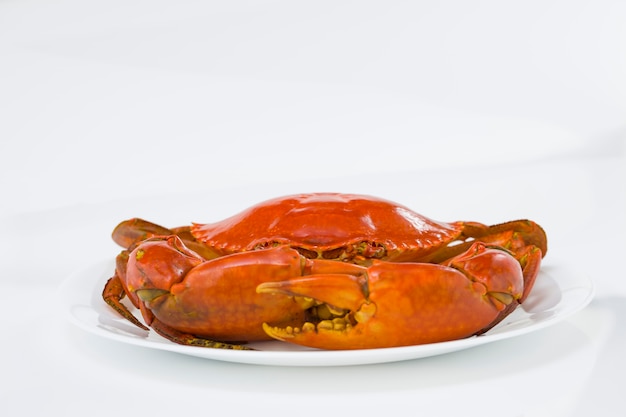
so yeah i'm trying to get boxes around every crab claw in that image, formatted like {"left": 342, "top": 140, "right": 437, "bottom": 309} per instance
{"left": 125, "top": 235, "right": 205, "bottom": 325}
{"left": 258, "top": 242, "right": 525, "bottom": 350}
{"left": 126, "top": 242, "right": 308, "bottom": 343}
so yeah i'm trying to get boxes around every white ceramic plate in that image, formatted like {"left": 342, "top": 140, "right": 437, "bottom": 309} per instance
{"left": 58, "top": 259, "right": 594, "bottom": 366}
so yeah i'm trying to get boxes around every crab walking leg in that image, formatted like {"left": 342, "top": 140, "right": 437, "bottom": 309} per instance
{"left": 102, "top": 250, "right": 151, "bottom": 330}
{"left": 112, "top": 218, "right": 174, "bottom": 248}
{"left": 259, "top": 242, "right": 525, "bottom": 350}
{"left": 456, "top": 220, "right": 547, "bottom": 257}
{"left": 112, "top": 218, "right": 222, "bottom": 259}
{"left": 102, "top": 274, "right": 149, "bottom": 331}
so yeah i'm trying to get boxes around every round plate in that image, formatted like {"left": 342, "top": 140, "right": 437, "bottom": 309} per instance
{"left": 58, "top": 259, "right": 594, "bottom": 366}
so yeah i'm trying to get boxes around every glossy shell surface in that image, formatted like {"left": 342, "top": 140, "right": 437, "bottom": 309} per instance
{"left": 192, "top": 193, "right": 462, "bottom": 261}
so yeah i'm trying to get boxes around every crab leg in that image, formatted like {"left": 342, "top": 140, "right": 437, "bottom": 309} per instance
{"left": 426, "top": 220, "right": 547, "bottom": 262}
{"left": 112, "top": 218, "right": 221, "bottom": 259}
{"left": 102, "top": 250, "right": 150, "bottom": 330}
{"left": 259, "top": 242, "right": 525, "bottom": 350}
{"left": 102, "top": 275, "right": 149, "bottom": 331}
{"left": 112, "top": 218, "right": 173, "bottom": 248}
{"left": 424, "top": 220, "right": 545, "bottom": 302}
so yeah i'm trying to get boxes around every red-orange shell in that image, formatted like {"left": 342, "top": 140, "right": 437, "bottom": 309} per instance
{"left": 191, "top": 193, "right": 463, "bottom": 261}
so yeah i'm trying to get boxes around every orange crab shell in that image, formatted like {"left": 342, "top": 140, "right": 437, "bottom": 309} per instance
{"left": 191, "top": 193, "right": 464, "bottom": 262}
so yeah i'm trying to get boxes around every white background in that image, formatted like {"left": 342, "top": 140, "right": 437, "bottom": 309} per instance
{"left": 1, "top": 1, "right": 625, "bottom": 416}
